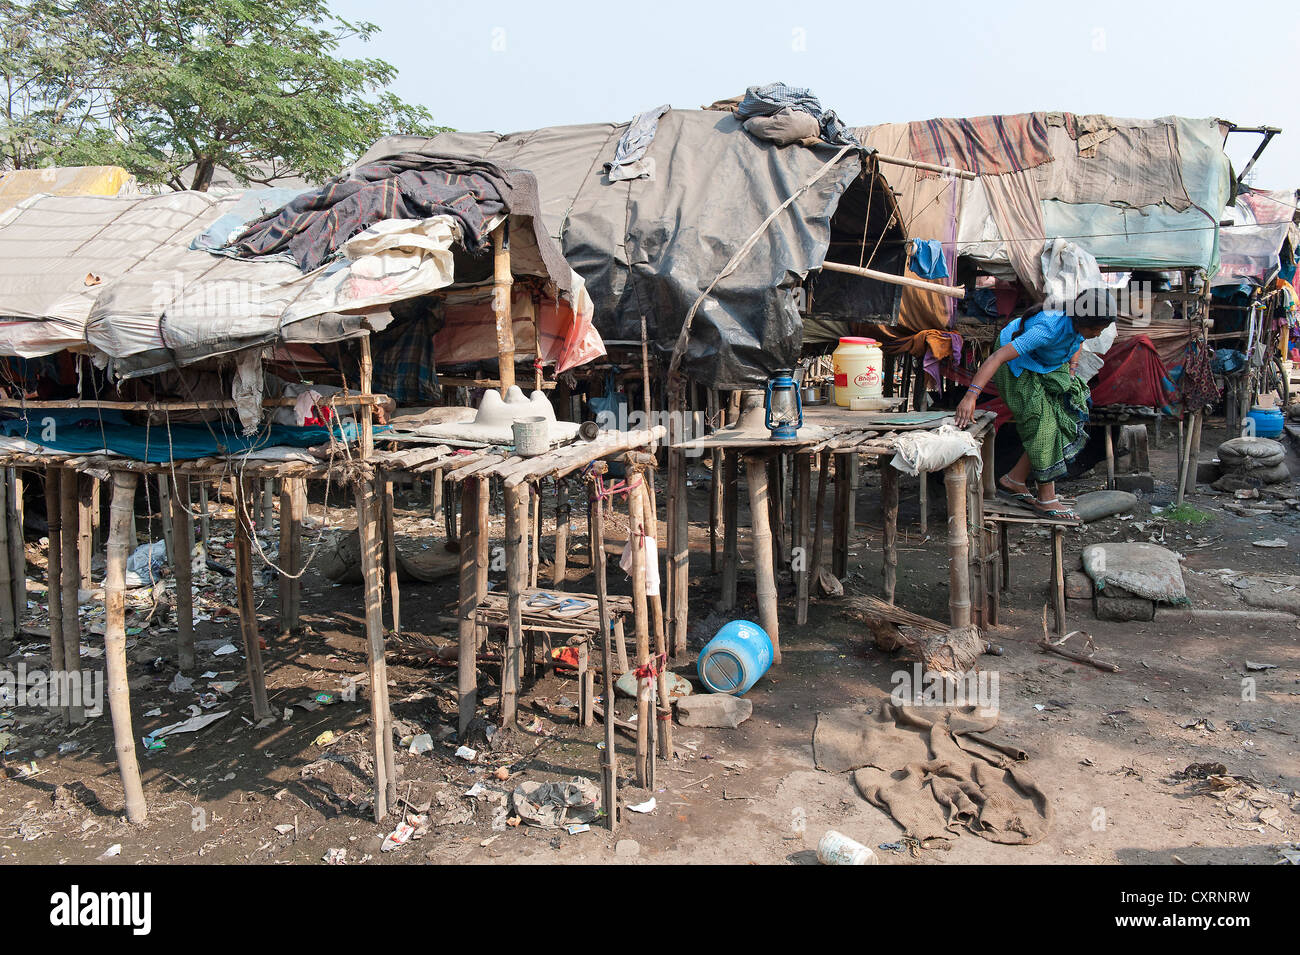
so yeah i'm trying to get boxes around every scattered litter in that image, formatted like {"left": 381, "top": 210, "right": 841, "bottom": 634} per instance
{"left": 1245, "top": 661, "right": 1277, "bottom": 672}
{"left": 142, "top": 710, "right": 230, "bottom": 749}
{"left": 512, "top": 778, "right": 600, "bottom": 829}
{"left": 97, "top": 844, "right": 122, "bottom": 861}
{"left": 167, "top": 673, "right": 194, "bottom": 694}
{"left": 313, "top": 730, "right": 336, "bottom": 747}
{"left": 626, "top": 797, "right": 656, "bottom": 814}
{"left": 381, "top": 821, "right": 415, "bottom": 851}
{"left": 323, "top": 847, "right": 347, "bottom": 865}
{"left": 408, "top": 733, "right": 433, "bottom": 754}
{"left": 454, "top": 745, "right": 477, "bottom": 761}
{"left": 212, "top": 643, "right": 238, "bottom": 655}
{"left": 566, "top": 823, "right": 591, "bottom": 835}
{"left": 1252, "top": 538, "right": 1288, "bottom": 548}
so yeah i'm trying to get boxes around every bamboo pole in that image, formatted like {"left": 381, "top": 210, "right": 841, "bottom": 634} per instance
{"left": 233, "top": 479, "right": 271, "bottom": 720}
{"left": 626, "top": 465, "right": 653, "bottom": 788}
{"left": 359, "top": 335, "right": 375, "bottom": 460}
{"left": 355, "top": 477, "right": 394, "bottom": 821}
{"left": 59, "top": 468, "right": 83, "bottom": 724}
{"left": 552, "top": 479, "right": 570, "bottom": 590}
{"left": 811, "top": 452, "right": 830, "bottom": 595}
{"left": 158, "top": 474, "right": 174, "bottom": 565}
{"left": 106, "top": 470, "right": 147, "bottom": 824}
{"left": 721, "top": 451, "right": 738, "bottom": 610}
{"left": 77, "top": 474, "right": 93, "bottom": 589}
{"left": 381, "top": 477, "right": 400, "bottom": 634}
{"left": 492, "top": 224, "right": 516, "bottom": 395}
{"left": 502, "top": 482, "right": 528, "bottom": 725}
{"left": 744, "top": 454, "right": 781, "bottom": 665}
{"left": 795, "top": 452, "right": 811, "bottom": 625}
{"left": 199, "top": 480, "right": 211, "bottom": 545}
{"left": 457, "top": 476, "right": 487, "bottom": 738}
{"left": 641, "top": 480, "right": 672, "bottom": 760}
{"left": 832, "top": 453, "right": 849, "bottom": 580}
{"left": 171, "top": 475, "right": 195, "bottom": 672}
{"left": 944, "top": 462, "right": 971, "bottom": 628}
{"left": 880, "top": 455, "right": 899, "bottom": 604}
{"left": 586, "top": 467, "right": 618, "bottom": 830}
{"left": 7, "top": 469, "right": 24, "bottom": 632}
{"left": 45, "top": 467, "right": 64, "bottom": 716}
{"left": 278, "top": 478, "right": 302, "bottom": 636}
{"left": 820, "top": 259, "right": 966, "bottom": 300}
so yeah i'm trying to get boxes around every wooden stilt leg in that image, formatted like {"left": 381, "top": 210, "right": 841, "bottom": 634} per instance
{"left": 1051, "top": 524, "right": 1066, "bottom": 637}
{"left": 981, "top": 428, "right": 996, "bottom": 498}
{"left": 721, "top": 451, "right": 738, "bottom": 610}
{"left": 1183, "top": 412, "right": 1202, "bottom": 499}
{"left": 7, "top": 469, "right": 24, "bottom": 630}
{"left": 641, "top": 481, "right": 671, "bottom": 760}
{"left": 1104, "top": 424, "right": 1115, "bottom": 490}
{"left": 233, "top": 479, "right": 271, "bottom": 721}
{"left": 199, "top": 480, "right": 211, "bottom": 545}
{"left": 261, "top": 479, "right": 274, "bottom": 538}
{"left": 832, "top": 453, "right": 849, "bottom": 580}
{"left": 45, "top": 468, "right": 64, "bottom": 715}
{"left": 77, "top": 474, "right": 93, "bottom": 590}
{"left": 503, "top": 483, "right": 528, "bottom": 726}
{"left": 355, "top": 477, "right": 394, "bottom": 821}
{"left": 59, "top": 468, "right": 82, "bottom": 724}
{"left": 626, "top": 466, "right": 653, "bottom": 788}
{"left": 553, "top": 479, "right": 569, "bottom": 590}
{"left": 586, "top": 470, "right": 618, "bottom": 830}
{"left": 918, "top": 471, "right": 928, "bottom": 535}
{"left": 172, "top": 475, "right": 195, "bottom": 672}
{"left": 158, "top": 475, "right": 174, "bottom": 565}
{"left": 106, "top": 471, "right": 147, "bottom": 824}
{"left": 810, "top": 451, "right": 830, "bottom": 596}
{"left": 846, "top": 454, "right": 858, "bottom": 553}
{"left": 528, "top": 484, "right": 540, "bottom": 589}
{"left": 795, "top": 452, "right": 811, "bottom": 625}
{"left": 381, "top": 477, "right": 400, "bottom": 634}
{"left": 430, "top": 469, "right": 444, "bottom": 534}
{"left": 945, "top": 461, "right": 971, "bottom": 628}
{"left": 745, "top": 454, "right": 781, "bottom": 665}
{"left": 457, "top": 477, "right": 488, "bottom": 738}
{"left": 671, "top": 450, "right": 689, "bottom": 656}
{"left": 769, "top": 456, "right": 786, "bottom": 570}
{"left": 880, "top": 456, "right": 899, "bottom": 604}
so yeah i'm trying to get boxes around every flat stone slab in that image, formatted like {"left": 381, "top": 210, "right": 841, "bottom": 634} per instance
{"left": 1075, "top": 490, "right": 1138, "bottom": 522}
{"left": 1236, "top": 576, "right": 1300, "bottom": 615}
{"left": 676, "top": 694, "right": 753, "bottom": 728}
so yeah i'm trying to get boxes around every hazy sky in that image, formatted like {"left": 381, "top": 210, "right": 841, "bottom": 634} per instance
{"left": 332, "top": 0, "right": 1298, "bottom": 187}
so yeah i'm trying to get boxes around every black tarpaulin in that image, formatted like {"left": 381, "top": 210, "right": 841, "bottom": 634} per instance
{"left": 359, "top": 109, "right": 906, "bottom": 386}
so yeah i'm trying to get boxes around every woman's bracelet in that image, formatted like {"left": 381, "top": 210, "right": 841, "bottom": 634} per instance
{"left": 966, "top": 384, "right": 983, "bottom": 395}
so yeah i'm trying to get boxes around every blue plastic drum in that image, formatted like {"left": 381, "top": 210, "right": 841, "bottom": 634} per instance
{"left": 1247, "top": 406, "right": 1284, "bottom": 439}
{"left": 698, "top": 620, "right": 773, "bottom": 696}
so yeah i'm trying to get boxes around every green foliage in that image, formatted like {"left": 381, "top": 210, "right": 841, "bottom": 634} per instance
{"left": 1160, "top": 503, "right": 1212, "bottom": 525}
{"left": 0, "top": 0, "right": 447, "bottom": 189}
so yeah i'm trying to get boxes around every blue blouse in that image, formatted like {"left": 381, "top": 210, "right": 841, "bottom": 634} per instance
{"left": 998, "top": 310, "right": 1083, "bottom": 377}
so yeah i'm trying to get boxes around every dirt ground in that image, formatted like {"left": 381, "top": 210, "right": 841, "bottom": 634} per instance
{"left": 1, "top": 418, "right": 1297, "bottom": 865}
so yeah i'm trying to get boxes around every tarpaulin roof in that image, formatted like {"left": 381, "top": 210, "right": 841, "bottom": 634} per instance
{"left": 360, "top": 108, "right": 906, "bottom": 386}
{"left": 857, "top": 114, "right": 1236, "bottom": 331}
{"left": 0, "top": 165, "right": 137, "bottom": 214}
{"left": 1213, "top": 185, "right": 1299, "bottom": 286}
{"left": 0, "top": 168, "right": 602, "bottom": 377}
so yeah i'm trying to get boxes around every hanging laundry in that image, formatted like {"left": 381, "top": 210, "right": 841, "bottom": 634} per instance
{"left": 606, "top": 104, "right": 671, "bottom": 182}
{"left": 908, "top": 239, "right": 949, "bottom": 280}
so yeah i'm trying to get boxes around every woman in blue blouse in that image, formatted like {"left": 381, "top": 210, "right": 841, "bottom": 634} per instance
{"left": 954, "top": 288, "right": 1118, "bottom": 519}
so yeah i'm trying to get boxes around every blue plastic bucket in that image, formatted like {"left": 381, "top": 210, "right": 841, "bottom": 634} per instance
{"left": 1247, "top": 406, "right": 1284, "bottom": 439}
{"left": 697, "top": 620, "right": 773, "bottom": 696}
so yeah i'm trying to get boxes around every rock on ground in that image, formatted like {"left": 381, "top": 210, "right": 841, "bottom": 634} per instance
{"left": 676, "top": 694, "right": 753, "bottom": 728}
{"left": 1074, "top": 490, "right": 1138, "bottom": 523}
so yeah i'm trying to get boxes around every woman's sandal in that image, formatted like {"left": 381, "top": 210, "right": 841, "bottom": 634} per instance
{"left": 996, "top": 476, "right": 1038, "bottom": 506}
{"left": 1032, "top": 497, "right": 1080, "bottom": 520}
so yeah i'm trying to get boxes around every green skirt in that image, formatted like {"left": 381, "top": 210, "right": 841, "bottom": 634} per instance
{"left": 994, "top": 362, "right": 1090, "bottom": 483}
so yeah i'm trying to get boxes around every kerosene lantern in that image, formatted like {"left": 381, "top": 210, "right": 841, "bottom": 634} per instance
{"left": 764, "top": 369, "right": 803, "bottom": 439}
